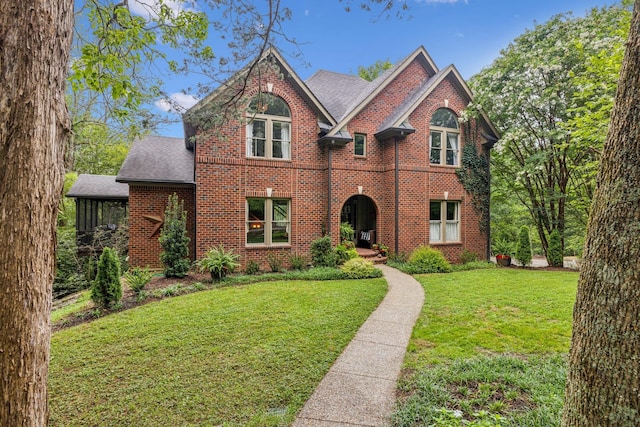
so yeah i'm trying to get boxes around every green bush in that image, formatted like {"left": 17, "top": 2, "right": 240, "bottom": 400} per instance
{"left": 91, "top": 247, "right": 122, "bottom": 309}
{"left": 159, "top": 193, "right": 191, "bottom": 278}
{"left": 516, "top": 225, "right": 533, "bottom": 267}
{"left": 196, "top": 245, "right": 241, "bottom": 280}
{"left": 123, "top": 266, "right": 153, "bottom": 295}
{"left": 450, "top": 261, "right": 497, "bottom": 272}
{"left": 266, "top": 252, "right": 284, "bottom": 272}
{"left": 339, "top": 258, "right": 382, "bottom": 279}
{"left": 492, "top": 237, "right": 516, "bottom": 257}
{"left": 340, "top": 222, "right": 355, "bottom": 243}
{"left": 288, "top": 252, "right": 307, "bottom": 271}
{"left": 459, "top": 249, "right": 479, "bottom": 264}
{"left": 335, "top": 244, "right": 358, "bottom": 265}
{"left": 548, "top": 229, "right": 563, "bottom": 267}
{"left": 310, "top": 235, "right": 337, "bottom": 267}
{"left": 407, "top": 245, "right": 451, "bottom": 273}
{"left": 54, "top": 227, "right": 91, "bottom": 299}
{"left": 245, "top": 260, "right": 260, "bottom": 275}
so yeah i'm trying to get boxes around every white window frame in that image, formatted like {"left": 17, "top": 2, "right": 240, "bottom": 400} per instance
{"left": 246, "top": 198, "right": 291, "bottom": 246}
{"left": 246, "top": 117, "right": 291, "bottom": 160}
{"left": 429, "top": 200, "right": 460, "bottom": 243}
{"left": 429, "top": 108, "right": 460, "bottom": 166}
{"left": 354, "top": 133, "right": 366, "bottom": 157}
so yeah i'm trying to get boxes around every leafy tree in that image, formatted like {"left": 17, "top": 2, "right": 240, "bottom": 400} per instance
{"left": 469, "top": 4, "right": 631, "bottom": 264}
{"left": 91, "top": 246, "right": 122, "bottom": 309}
{"left": 358, "top": 59, "right": 393, "bottom": 81}
{"left": 515, "top": 226, "right": 532, "bottom": 267}
{"left": 159, "top": 193, "right": 191, "bottom": 278}
{"left": 563, "top": 1, "right": 640, "bottom": 423}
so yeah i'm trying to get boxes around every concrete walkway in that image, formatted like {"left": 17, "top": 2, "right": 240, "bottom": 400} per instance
{"left": 292, "top": 265, "right": 425, "bottom": 426}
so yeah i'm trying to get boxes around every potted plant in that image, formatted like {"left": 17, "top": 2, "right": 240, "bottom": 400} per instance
{"left": 372, "top": 243, "right": 379, "bottom": 251}
{"left": 196, "top": 245, "right": 240, "bottom": 280}
{"left": 378, "top": 244, "right": 388, "bottom": 256}
{"left": 492, "top": 238, "right": 515, "bottom": 267}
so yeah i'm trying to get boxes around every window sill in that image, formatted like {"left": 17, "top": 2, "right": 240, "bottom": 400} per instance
{"left": 246, "top": 156, "right": 291, "bottom": 162}
{"left": 245, "top": 244, "right": 291, "bottom": 249}
{"left": 429, "top": 241, "right": 462, "bottom": 246}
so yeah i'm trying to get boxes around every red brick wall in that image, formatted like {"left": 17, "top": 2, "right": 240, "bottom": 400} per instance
{"left": 129, "top": 56, "right": 491, "bottom": 269}
{"left": 128, "top": 184, "right": 195, "bottom": 268}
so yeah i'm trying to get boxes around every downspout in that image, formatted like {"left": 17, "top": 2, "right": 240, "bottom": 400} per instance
{"left": 394, "top": 137, "right": 400, "bottom": 255}
{"left": 327, "top": 143, "right": 332, "bottom": 237}
{"left": 486, "top": 145, "right": 492, "bottom": 260}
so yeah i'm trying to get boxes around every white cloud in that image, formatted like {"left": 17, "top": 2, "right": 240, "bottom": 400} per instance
{"left": 155, "top": 93, "right": 199, "bottom": 113}
{"left": 129, "top": 0, "right": 192, "bottom": 20}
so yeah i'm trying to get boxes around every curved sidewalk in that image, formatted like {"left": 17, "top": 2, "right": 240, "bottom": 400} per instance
{"left": 292, "top": 265, "right": 425, "bottom": 426}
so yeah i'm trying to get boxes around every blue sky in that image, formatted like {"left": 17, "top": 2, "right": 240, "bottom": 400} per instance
{"left": 154, "top": 0, "right": 620, "bottom": 137}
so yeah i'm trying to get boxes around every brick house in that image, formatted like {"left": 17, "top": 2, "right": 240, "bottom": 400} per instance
{"left": 117, "top": 46, "right": 499, "bottom": 269}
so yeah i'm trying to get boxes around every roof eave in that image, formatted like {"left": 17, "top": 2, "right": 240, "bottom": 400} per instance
{"left": 374, "top": 126, "right": 416, "bottom": 141}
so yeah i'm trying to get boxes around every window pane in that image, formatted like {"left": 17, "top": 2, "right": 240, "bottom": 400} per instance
{"left": 249, "top": 120, "right": 266, "bottom": 157}
{"left": 430, "top": 201, "right": 441, "bottom": 220}
{"left": 446, "top": 221, "right": 459, "bottom": 241}
{"left": 272, "top": 200, "right": 289, "bottom": 243}
{"left": 272, "top": 121, "right": 290, "bottom": 159}
{"left": 446, "top": 134, "right": 459, "bottom": 166}
{"left": 247, "top": 199, "right": 265, "bottom": 244}
{"left": 430, "top": 221, "right": 441, "bottom": 242}
{"left": 430, "top": 132, "right": 442, "bottom": 164}
{"left": 354, "top": 134, "right": 366, "bottom": 156}
{"left": 431, "top": 108, "right": 459, "bottom": 129}
{"left": 248, "top": 94, "right": 290, "bottom": 117}
{"left": 446, "top": 202, "right": 458, "bottom": 220}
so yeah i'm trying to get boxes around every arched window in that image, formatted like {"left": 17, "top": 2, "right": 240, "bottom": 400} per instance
{"left": 246, "top": 94, "right": 291, "bottom": 160}
{"left": 429, "top": 108, "right": 459, "bottom": 166}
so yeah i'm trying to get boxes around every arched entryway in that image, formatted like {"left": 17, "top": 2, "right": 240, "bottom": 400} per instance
{"left": 341, "top": 195, "right": 377, "bottom": 248}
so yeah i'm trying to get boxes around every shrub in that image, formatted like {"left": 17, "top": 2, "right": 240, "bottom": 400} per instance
{"left": 196, "top": 245, "right": 241, "bottom": 280}
{"left": 408, "top": 245, "right": 451, "bottom": 273}
{"left": 339, "top": 258, "right": 382, "bottom": 279}
{"left": 340, "top": 222, "right": 355, "bottom": 243}
{"left": 335, "top": 244, "right": 358, "bottom": 265}
{"left": 515, "top": 226, "right": 533, "bottom": 267}
{"left": 54, "top": 227, "right": 91, "bottom": 299}
{"left": 310, "top": 235, "right": 337, "bottom": 267}
{"left": 91, "top": 247, "right": 122, "bottom": 309}
{"left": 265, "top": 252, "right": 284, "bottom": 272}
{"left": 245, "top": 260, "right": 260, "bottom": 275}
{"left": 288, "top": 252, "right": 307, "bottom": 271}
{"left": 159, "top": 193, "right": 191, "bottom": 278}
{"left": 123, "top": 266, "right": 153, "bottom": 295}
{"left": 548, "top": 229, "right": 563, "bottom": 267}
{"left": 492, "top": 237, "right": 515, "bottom": 257}
{"left": 459, "top": 249, "right": 478, "bottom": 264}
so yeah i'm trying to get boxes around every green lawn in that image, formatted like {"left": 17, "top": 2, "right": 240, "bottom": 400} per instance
{"left": 49, "top": 278, "right": 387, "bottom": 426}
{"left": 393, "top": 268, "right": 579, "bottom": 426}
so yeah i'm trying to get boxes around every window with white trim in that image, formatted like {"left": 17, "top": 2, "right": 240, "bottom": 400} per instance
{"left": 246, "top": 198, "right": 290, "bottom": 246}
{"left": 354, "top": 133, "right": 366, "bottom": 156}
{"left": 429, "top": 200, "right": 460, "bottom": 243}
{"left": 246, "top": 94, "right": 291, "bottom": 160}
{"left": 430, "top": 108, "right": 460, "bottom": 166}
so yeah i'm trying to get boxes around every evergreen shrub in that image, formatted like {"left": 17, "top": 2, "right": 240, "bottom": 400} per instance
{"left": 159, "top": 193, "right": 191, "bottom": 278}
{"left": 408, "top": 245, "right": 452, "bottom": 273}
{"left": 548, "top": 229, "right": 564, "bottom": 267}
{"left": 515, "top": 226, "right": 533, "bottom": 266}
{"left": 91, "top": 247, "right": 122, "bottom": 309}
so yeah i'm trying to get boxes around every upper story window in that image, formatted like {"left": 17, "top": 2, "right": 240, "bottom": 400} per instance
{"left": 246, "top": 94, "right": 291, "bottom": 160}
{"left": 430, "top": 108, "right": 459, "bottom": 166}
{"left": 354, "top": 133, "right": 366, "bottom": 156}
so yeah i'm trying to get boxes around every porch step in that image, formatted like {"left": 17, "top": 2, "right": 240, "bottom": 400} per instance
{"left": 356, "top": 247, "right": 388, "bottom": 264}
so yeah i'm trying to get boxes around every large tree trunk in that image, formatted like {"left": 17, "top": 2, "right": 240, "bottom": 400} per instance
{"left": 562, "top": 1, "right": 640, "bottom": 425}
{"left": 0, "top": 2, "right": 73, "bottom": 425}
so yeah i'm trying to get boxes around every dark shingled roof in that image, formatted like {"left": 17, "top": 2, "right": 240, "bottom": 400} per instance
{"left": 305, "top": 70, "right": 369, "bottom": 122}
{"left": 116, "top": 135, "right": 194, "bottom": 184}
{"left": 66, "top": 174, "right": 129, "bottom": 199}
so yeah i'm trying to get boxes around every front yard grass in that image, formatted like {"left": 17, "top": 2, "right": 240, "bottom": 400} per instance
{"left": 49, "top": 278, "right": 386, "bottom": 426}
{"left": 393, "top": 269, "right": 578, "bottom": 426}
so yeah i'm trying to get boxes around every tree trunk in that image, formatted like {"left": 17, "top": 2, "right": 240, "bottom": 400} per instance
{"left": 562, "top": 1, "right": 640, "bottom": 425}
{"left": 0, "top": 2, "right": 73, "bottom": 425}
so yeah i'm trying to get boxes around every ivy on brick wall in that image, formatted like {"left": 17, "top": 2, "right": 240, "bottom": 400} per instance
{"left": 456, "top": 142, "right": 490, "bottom": 233}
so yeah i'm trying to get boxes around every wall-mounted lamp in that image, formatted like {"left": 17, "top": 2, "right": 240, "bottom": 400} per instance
{"left": 358, "top": 186, "right": 364, "bottom": 195}
{"left": 266, "top": 187, "right": 273, "bottom": 197}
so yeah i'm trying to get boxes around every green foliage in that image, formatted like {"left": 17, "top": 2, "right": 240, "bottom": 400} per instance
{"left": 492, "top": 238, "right": 515, "bottom": 257}
{"left": 310, "top": 235, "right": 338, "bottom": 268}
{"left": 406, "top": 245, "right": 451, "bottom": 274}
{"left": 196, "top": 245, "right": 241, "bottom": 280}
{"left": 245, "top": 260, "right": 260, "bottom": 275}
{"left": 288, "top": 252, "right": 307, "bottom": 271}
{"left": 123, "top": 266, "right": 153, "bottom": 295}
{"left": 358, "top": 58, "right": 393, "bottom": 81}
{"left": 339, "top": 258, "right": 382, "bottom": 279}
{"left": 459, "top": 249, "right": 479, "bottom": 264}
{"left": 335, "top": 244, "right": 358, "bottom": 265}
{"left": 450, "top": 261, "right": 496, "bottom": 272}
{"left": 91, "top": 247, "right": 122, "bottom": 309}
{"left": 340, "top": 222, "right": 355, "bottom": 242}
{"left": 515, "top": 226, "right": 533, "bottom": 266}
{"left": 54, "top": 227, "right": 91, "bottom": 299}
{"left": 548, "top": 229, "right": 564, "bottom": 267}
{"left": 159, "top": 193, "right": 191, "bottom": 278}
{"left": 469, "top": 4, "right": 631, "bottom": 261}
{"left": 265, "top": 252, "right": 284, "bottom": 272}
{"left": 455, "top": 142, "right": 490, "bottom": 233}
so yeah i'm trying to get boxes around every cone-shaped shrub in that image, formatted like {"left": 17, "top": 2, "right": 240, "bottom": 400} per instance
{"left": 91, "top": 247, "right": 122, "bottom": 309}
{"left": 548, "top": 229, "right": 563, "bottom": 267}
{"left": 516, "top": 226, "right": 533, "bottom": 267}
